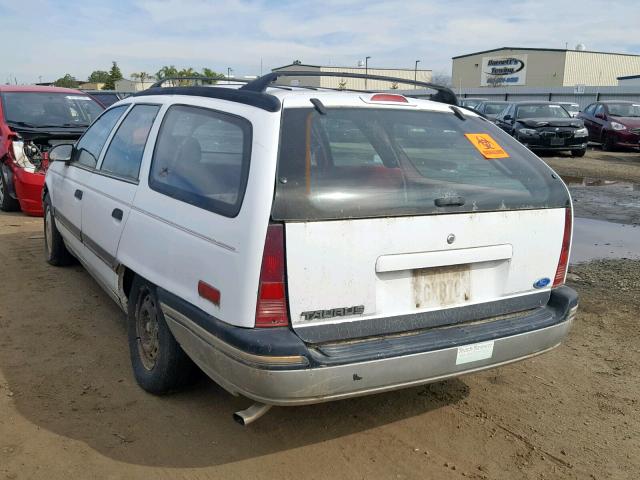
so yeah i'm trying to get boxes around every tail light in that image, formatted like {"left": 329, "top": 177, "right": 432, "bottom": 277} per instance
{"left": 255, "top": 224, "right": 289, "bottom": 327}
{"left": 553, "top": 208, "right": 572, "bottom": 287}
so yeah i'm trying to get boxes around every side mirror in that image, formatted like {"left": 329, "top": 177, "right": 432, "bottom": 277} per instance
{"left": 503, "top": 114, "right": 513, "bottom": 122}
{"left": 595, "top": 112, "right": 606, "bottom": 120}
{"left": 49, "top": 144, "right": 73, "bottom": 163}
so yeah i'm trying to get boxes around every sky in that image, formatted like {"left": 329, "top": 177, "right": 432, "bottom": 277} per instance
{"left": 1, "top": 0, "right": 640, "bottom": 84}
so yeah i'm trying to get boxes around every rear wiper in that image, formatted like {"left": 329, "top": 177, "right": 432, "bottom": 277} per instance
{"left": 434, "top": 196, "right": 465, "bottom": 207}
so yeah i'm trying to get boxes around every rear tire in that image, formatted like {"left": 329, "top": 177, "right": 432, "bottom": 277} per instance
{"left": 43, "top": 195, "right": 74, "bottom": 266}
{"left": 127, "top": 276, "right": 198, "bottom": 394}
{"left": 571, "top": 148, "right": 586, "bottom": 157}
{"left": 0, "top": 164, "right": 20, "bottom": 212}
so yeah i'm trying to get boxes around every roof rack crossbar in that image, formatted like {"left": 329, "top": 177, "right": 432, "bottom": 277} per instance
{"left": 240, "top": 71, "right": 458, "bottom": 105}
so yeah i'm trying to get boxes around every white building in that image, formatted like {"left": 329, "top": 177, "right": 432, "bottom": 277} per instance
{"left": 115, "top": 78, "right": 156, "bottom": 92}
{"left": 618, "top": 74, "right": 640, "bottom": 87}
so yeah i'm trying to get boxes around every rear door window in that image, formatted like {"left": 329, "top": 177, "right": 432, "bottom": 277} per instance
{"left": 148, "top": 104, "right": 252, "bottom": 217}
{"left": 100, "top": 104, "right": 160, "bottom": 180}
{"left": 273, "top": 108, "right": 568, "bottom": 221}
{"left": 74, "top": 105, "right": 128, "bottom": 168}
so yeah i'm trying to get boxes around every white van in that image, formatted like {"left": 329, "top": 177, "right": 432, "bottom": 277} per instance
{"left": 43, "top": 74, "right": 578, "bottom": 424}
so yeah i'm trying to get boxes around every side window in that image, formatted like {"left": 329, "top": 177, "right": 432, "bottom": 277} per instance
{"left": 594, "top": 104, "right": 605, "bottom": 117}
{"left": 74, "top": 106, "right": 127, "bottom": 168}
{"left": 149, "top": 105, "right": 252, "bottom": 217}
{"left": 584, "top": 104, "right": 595, "bottom": 115}
{"left": 100, "top": 104, "right": 160, "bottom": 180}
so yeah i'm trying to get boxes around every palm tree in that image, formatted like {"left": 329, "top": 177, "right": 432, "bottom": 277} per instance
{"left": 130, "top": 72, "right": 152, "bottom": 87}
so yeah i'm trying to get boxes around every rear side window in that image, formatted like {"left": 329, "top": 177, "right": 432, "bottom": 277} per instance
{"left": 74, "top": 105, "right": 128, "bottom": 168}
{"left": 101, "top": 104, "right": 160, "bottom": 180}
{"left": 273, "top": 108, "right": 569, "bottom": 221}
{"left": 149, "top": 105, "right": 252, "bottom": 217}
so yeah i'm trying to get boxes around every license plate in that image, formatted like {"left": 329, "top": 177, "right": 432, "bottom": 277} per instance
{"left": 456, "top": 340, "right": 495, "bottom": 365}
{"left": 550, "top": 137, "right": 565, "bottom": 146}
{"left": 413, "top": 264, "right": 471, "bottom": 309}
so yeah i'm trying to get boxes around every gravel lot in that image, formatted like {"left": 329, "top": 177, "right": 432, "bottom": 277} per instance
{"left": 1, "top": 147, "right": 638, "bottom": 479}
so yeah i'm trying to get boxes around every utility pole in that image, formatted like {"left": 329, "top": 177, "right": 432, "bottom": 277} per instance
{"left": 227, "top": 67, "right": 233, "bottom": 84}
{"left": 365, "top": 56, "right": 371, "bottom": 90}
{"left": 414, "top": 60, "right": 420, "bottom": 89}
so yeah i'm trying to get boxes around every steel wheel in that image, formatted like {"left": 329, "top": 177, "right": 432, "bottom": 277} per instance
{"left": 135, "top": 289, "right": 160, "bottom": 371}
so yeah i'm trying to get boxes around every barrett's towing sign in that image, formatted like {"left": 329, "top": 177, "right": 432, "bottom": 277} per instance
{"left": 480, "top": 54, "right": 527, "bottom": 87}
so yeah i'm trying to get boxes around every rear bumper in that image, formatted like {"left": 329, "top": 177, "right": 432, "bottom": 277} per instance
{"left": 159, "top": 286, "right": 578, "bottom": 406}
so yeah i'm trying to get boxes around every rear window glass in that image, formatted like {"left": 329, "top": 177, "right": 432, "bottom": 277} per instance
{"left": 149, "top": 105, "right": 252, "bottom": 217}
{"left": 2, "top": 92, "right": 103, "bottom": 128}
{"left": 273, "top": 108, "right": 568, "bottom": 221}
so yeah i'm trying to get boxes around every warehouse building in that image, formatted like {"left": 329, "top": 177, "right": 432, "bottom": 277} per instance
{"left": 272, "top": 63, "right": 432, "bottom": 90}
{"left": 452, "top": 47, "right": 640, "bottom": 90}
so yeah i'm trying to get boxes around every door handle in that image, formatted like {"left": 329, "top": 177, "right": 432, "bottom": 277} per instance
{"left": 74, "top": 189, "right": 83, "bottom": 200}
{"left": 112, "top": 208, "right": 123, "bottom": 221}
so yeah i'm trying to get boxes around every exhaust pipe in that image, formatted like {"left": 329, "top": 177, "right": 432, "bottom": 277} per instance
{"left": 233, "top": 402, "right": 272, "bottom": 426}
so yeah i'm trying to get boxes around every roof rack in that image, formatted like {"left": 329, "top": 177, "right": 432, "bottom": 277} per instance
{"left": 241, "top": 71, "right": 459, "bottom": 105}
{"left": 133, "top": 86, "right": 281, "bottom": 112}
{"left": 150, "top": 76, "right": 250, "bottom": 88}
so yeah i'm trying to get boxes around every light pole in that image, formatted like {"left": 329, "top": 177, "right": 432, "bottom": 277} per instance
{"left": 365, "top": 56, "right": 371, "bottom": 89}
{"left": 414, "top": 60, "right": 420, "bottom": 89}
{"left": 227, "top": 67, "right": 233, "bottom": 83}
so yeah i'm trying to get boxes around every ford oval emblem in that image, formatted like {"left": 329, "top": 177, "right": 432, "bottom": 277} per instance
{"left": 533, "top": 277, "right": 551, "bottom": 289}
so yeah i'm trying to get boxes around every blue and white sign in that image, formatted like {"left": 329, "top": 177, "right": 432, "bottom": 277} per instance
{"left": 481, "top": 54, "right": 528, "bottom": 87}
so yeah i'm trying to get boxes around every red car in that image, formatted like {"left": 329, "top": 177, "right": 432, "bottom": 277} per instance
{"left": 578, "top": 101, "right": 640, "bottom": 150}
{"left": 0, "top": 85, "right": 103, "bottom": 215}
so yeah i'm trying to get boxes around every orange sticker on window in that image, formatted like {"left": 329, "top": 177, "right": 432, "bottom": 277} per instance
{"left": 464, "top": 133, "right": 510, "bottom": 159}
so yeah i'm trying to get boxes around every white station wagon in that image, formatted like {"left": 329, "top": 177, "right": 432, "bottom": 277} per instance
{"left": 43, "top": 73, "right": 578, "bottom": 424}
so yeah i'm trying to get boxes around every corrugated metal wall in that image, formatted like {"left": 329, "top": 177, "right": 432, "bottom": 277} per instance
{"left": 320, "top": 67, "right": 432, "bottom": 90}
{"left": 564, "top": 51, "right": 640, "bottom": 86}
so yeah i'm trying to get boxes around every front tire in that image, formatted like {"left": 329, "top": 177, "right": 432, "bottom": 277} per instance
{"left": 0, "top": 165, "right": 20, "bottom": 212}
{"left": 127, "top": 276, "right": 198, "bottom": 394}
{"left": 43, "top": 195, "right": 74, "bottom": 266}
{"left": 571, "top": 148, "right": 587, "bottom": 157}
{"left": 601, "top": 132, "right": 615, "bottom": 151}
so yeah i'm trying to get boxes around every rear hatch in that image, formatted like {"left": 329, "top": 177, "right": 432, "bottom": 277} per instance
{"left": 273, "top": 98, "right": 571, "bottom": 342}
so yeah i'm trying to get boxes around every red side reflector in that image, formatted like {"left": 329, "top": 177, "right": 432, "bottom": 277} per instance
{"left": 553, "top": 208, "right": 572, "bottom": 287}
{"left": 370, "top": 93, "right": 408, "bottom": 103}
{"left": 255, "top": 224, "right": 289, "bottom": 328}
{"left": 198, "top": 280, "right": 221, "bottom": 306}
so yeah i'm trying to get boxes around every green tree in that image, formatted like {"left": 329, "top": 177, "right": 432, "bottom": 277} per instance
{"left": 87, "top": 70, "right": 110, "bottom": 84}
{"left": 54, "top": 74, "right": 78, "bottom": 88}
{"left": 201, "top": 68, "right": 224, "bottom": 79}
{"left": 390, "top": 82, "right": 399, "bottom": 90}
{"left": 338, "top": 79, "right": 347, "bottom": 90}
{"left": 102, "top": 61, "right": 123, "bottom": 90}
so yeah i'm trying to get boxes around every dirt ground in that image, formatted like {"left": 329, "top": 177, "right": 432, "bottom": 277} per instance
{"left": 1, "top": 148, "right": 639, "bottom": 479}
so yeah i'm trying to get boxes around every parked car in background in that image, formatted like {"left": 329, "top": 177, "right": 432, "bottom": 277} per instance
{"left": 458, "top": 97, "right": 488, "bottom": 109}
{"left": 84, "top": 90, "right": 131, "bottom": 108}
{"left": 495, "top": 101, "right": 588, "bottom": 157}
{"left": 43, "top": 78, "right": 577, "bottom": 423}
{"left": 474, "top": 100, "right": 510, "bottom": 120}
{"left": 0, "top": 85, "right": 104, "bottom": 215}
{"left": 556, "top": 102, "right": 580, "bottom": 117}
{"left": 578, "top": 101, "right": 640, "bottom": 150}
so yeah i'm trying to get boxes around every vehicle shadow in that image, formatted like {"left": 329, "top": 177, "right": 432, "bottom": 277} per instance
{"left": 0, "top": 228, "right": 470, "bottom": 469}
